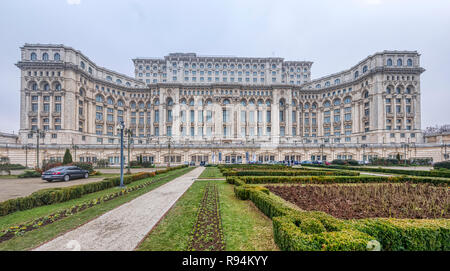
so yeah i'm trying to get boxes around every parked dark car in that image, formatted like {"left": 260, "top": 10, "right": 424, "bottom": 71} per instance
{"left": 189, "top": 161, "right": 196, "bottom": 166}
{"left": 199, "top": 161, "right": 206, "bottom": 166}
{"left": 41, "top": 166, "right": 89, "bottom": 182}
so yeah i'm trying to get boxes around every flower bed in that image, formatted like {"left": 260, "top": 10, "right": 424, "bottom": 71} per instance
{"left": 306, "top": 164, "right": 450, "bottom": 178}
{"left": 187, "top": 183, "right": 225, "bottom": 251}
{"left": 233, "top": 175, "right": 450, "bottom": 186}
{"left": 267, "top": 183, "right": 449, "bottom": 219}
{"left": 228, "top": 176, "right": 450, "bottom": 251}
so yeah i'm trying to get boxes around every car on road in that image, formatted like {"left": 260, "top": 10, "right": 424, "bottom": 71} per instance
{"left": 189, "top": 161, "right": 196, "bottom": 166}
{"left": 41, "top": 166, "right": 89, "bottom": 182}
{"left": 199, "top": 161, "right": 207, "bottom": 166}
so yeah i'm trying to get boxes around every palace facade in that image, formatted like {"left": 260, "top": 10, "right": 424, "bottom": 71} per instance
{"left": 1, "top": 44, "right": 447, "bottom": 166}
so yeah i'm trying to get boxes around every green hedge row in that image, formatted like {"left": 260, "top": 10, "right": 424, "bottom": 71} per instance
{"left": 223, "top": 169, "right": 360, "bottom": 177}
{"left": 231, "top": 178, "right": 450, "bottom": 251}
{"left": 306, "top": 164, "right": 450, "bottom": 178}
{"left": 235, "top": 175, "right": 450, "bottom": 186}
{"left": 0, "top": 165, "right": 188, "bottom": 217}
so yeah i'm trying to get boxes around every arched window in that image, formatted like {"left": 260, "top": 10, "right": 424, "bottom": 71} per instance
{"left": 266, "top": 100, "right": 271, "bottom": 106}
{"left": 406, "top": 87, "right": 412, "bottom": 94}
{"left": 333, "top": 99, "right": 341, "bottom": 106}
{"left": 126, "top": 82, "right": 131, "bottom": 87}
{"left": 54, "top": 83, "right": 61, "bottom": 91}
{"left": 316, "top": 84, "right": 321, "bottom": 89}
{"left": 96, "top": 95, "right": 104, "bottom": 103}
{"left": 241, "top": 100, "right": 247, "bottom": 106}
{"left": 257, "top": 99, "right": 263, "bottom": 106}
{"left": 223, "top": 99, "right": 230, "bottom": 105}
{"left": 42, "top": 53, "right": 49, "bottom": 61}
{"left": 31, "top": 82, "right": 38, "bottom": 91}
{"left": 363, "top": 91, "right": 369, "bottom": 98}
{"left": 396, "top": 87, "right": 401, "bottom": 94}
{"left": 54, "top": 53, "right": 60, "bottom": 61}
{"left": 311, "top": 103, "right": 317, "bottom": 109}
{"left": 106, "top": 76, "right": 112, "bottom": 82}
{"left": 167, "top": 98, "right": 173, "bottom": 106}
{"left": 154, "top": 99, "right": 160, "bottom": 105}
{"left": 118, "top": 100, "right": 124, "bottom": 107}
{"left": 130, "top": 101, "right": 136, "bottom": 109}
{"left": 325, "top": 81, "right": 330, "bottom": 87}
{"left": 323, "top": 101, "right": 331, "bottom": 108}
{"left": 80, "top": 61, "right": 85, "bottom": 69}
{"left": 334, "top": 79, "right": 340, "bottom": 85}
{"left": 249, "top": 99, "right": 255, "bottom": 105}
{"left": 386, "top": 87, "right": 392, "bottom": 94}
{"left": 30, "top": 53, "right": 37, "bottom": 61}
{"left": 180, "top": 98, "right": 187, "bottom": 105}
{"left": 206, "top": 99, "right": 212, "bottom": 105}
{"left": 116, "top": 79, "right": 122, "bottom": 84}
{"left": 354, "top": 71, "right": 359, "bottom": 78}
{"left": 344, "top": 97, "right": 352, "bottom": 104}
{"left": 279, "top": 99, "right": 285, "bottom": 106}
{"left": 107, "top": 97, "right": 114, "bottom": 105}
{"left": 407, "top": 59, "right": 413, "bottom": 67}
{"left": 397, "top": 59, "right": 403, "bottom": 66}
{"left": 43, "top": 83, "right": 50, "bottom": 91}
{"left": 304, "top": 103, "right": 310, "bottom": 110}
{"left": 88, "top": 67, "right": 92, "bottom": 74}
{"left": 292, "top": 100, "right": 296, "bottom": 106}
{"left": 139, "top": 102, "right": 145, "bottom": 109}
{"left": 189, "top": 99, "right": 194, "bottom": 106}
{"left": 387, "top": 58, "right": 392, "bottom": 66}
{"left": 363, "top": 65, "right": 368, "bottom": 73}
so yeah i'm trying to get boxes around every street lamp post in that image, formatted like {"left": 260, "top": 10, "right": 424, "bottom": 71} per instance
{"left": 117, "top": 121, "right": 125, "bottom": 188}
{"left": 167, "top": 137, "right": 172, "bottom": 168}
{"left": 28, "top": 129, "right": 45, "bottom": 169}
{"left": 125, "top": 128, "right": 133, "bottom": 174}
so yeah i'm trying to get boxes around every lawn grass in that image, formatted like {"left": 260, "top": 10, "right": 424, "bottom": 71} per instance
{"left": 218, "top": 181, "right": 278, "bottom": 251}
{"left": 136, "top": 180, "right": 278, "bottom": 251}
{"left": 198, "top": 167, "right": 224, "bottom": 179}
{"left": 0, "top": 167, "right": 194, "bottom": 251}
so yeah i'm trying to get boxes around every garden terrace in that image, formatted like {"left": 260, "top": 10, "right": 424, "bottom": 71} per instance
{"left": 267, "top": 183, "right": 449, "bottom": 219}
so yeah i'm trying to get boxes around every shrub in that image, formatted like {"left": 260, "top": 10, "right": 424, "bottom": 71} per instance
{"left": 95, "top": 159, "right": 110, "bottom": 168}
{"left": 331, "top": 159, "right": 347, "bottom": 165}
{"left": 18, "top": 170, "right": 41, "bottom": 178}
{"left": 72, "top": 162, "right": 94, "bottom": 173}
{"left": 434, "top": 161, "right": 450, "bottom": 170}
{"left": 237, "top": 175, "right": 449, "bottom": 186}
{"left": 63, "top": 149, "right": 73, "bottom": 165}
{"left": 226, "top": 170, "right": 360, "bottom": 177}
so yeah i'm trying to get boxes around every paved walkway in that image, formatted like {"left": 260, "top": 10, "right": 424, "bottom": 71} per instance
{"left": 34, "top": 167, "right": 205, "bottom": 251}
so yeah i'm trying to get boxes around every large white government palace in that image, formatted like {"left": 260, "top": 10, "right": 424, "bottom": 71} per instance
{"left": 0, "top": 44, "right": 448, "bottom": 166}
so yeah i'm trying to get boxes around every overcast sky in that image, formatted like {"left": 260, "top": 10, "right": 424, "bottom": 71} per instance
{"left": 1, "top": 0, "right": 449, "bottom": 134}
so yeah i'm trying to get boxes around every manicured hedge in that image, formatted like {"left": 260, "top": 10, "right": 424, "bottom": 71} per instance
{"left": 306, "top": 164, "right": 450, "bottom": 178}
{"left": 434, "top": 161, "right": 450, "bottom": 170}
{"left": 234, "top": 175, "right": 450, "bottom": 186}
{"left": 0, "top": 165, "right": 188, "bottom": 216}
{"left": 231, "top": 179, "right": 450, "bottom": 251}
{"left": 223, "top": 169, "right": 360, "bottom": 177}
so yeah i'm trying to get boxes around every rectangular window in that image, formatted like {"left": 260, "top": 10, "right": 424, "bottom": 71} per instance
{"left": 155, "top": 110, "right": 159, "bottom": 122}
{"left": 198, "top": 110, "right": 203, "bottom": 123}
{"left": 266, "top": 111, "right": 271, "bottom": 123}
{"left": 190, "top": 110, "right": 195, "bottom": 123}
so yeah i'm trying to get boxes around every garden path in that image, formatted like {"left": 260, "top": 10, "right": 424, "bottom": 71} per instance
{"left": 33, "top": 166, "right": 205, "bottom": 251}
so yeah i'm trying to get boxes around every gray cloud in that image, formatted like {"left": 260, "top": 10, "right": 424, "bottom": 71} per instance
{"left": 0, "top": 0, "right": 449, "bottom": 133}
